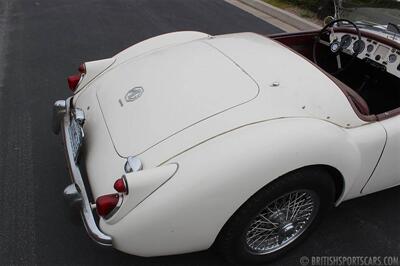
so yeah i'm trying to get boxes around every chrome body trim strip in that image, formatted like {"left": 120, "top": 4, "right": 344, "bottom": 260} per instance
{"left": 53, "top": 98, "right": 112, "bottom": 246}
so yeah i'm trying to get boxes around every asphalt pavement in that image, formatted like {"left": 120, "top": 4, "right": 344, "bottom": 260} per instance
{"left": 0, "top": 0, "right": 399, "bottom": 265}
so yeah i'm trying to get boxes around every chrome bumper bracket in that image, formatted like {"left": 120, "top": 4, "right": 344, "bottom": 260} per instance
{"left": 52, "top": 100, "right": 67, "bottom": 134}
{"left": 63, "top": 184, "right": 83, "bottom": 208}
{"left": 53, "top": 98, "right": 112, "bottom": 246}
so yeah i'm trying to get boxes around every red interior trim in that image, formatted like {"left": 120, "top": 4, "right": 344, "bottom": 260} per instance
{"left": 268, "top": 30, "right": 400, "bottom": 121}
{"left": 267, "top": 32, "right": 378, "bottom": 122}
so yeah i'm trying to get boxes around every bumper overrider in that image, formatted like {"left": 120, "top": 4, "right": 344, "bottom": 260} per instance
{"left": 52, "top": 98, "right": 112, "bottom": 246}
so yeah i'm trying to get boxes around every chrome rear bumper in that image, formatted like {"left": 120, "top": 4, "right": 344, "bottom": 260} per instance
{"left": 53, "top": 98, "right": 112, "bottom": 246}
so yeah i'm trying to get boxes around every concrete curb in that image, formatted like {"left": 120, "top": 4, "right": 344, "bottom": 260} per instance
{"left": 237, "top": 0, "right": 320, "bottom": 31}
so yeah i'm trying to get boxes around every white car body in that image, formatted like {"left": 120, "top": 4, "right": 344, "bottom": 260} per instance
{"left": 54, "top": 30, "right": 400, "bottom": 257}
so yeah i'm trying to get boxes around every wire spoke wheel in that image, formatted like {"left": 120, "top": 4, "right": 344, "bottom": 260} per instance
{"left": 244, "top": 189, "right": 320, "bottom": 255}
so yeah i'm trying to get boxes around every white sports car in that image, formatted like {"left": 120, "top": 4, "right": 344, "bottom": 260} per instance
{"left": 53, "top": 0, "right": 400, "bottom": 264}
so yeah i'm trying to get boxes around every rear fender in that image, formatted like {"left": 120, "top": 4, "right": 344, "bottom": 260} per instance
{"left": 100, "top": 118, "right": 378, "bottom": 256}
{"left": 75, "top": 58, "right": 115, "bottom": 93}
{"left": 74, "top": 31, "right": 209, "bottom": 95}
{"left": 114, "top": 31, "right": 210, "bottom": 63}
{"left": 156, "top": 118, "right": 362, "bottom": 230}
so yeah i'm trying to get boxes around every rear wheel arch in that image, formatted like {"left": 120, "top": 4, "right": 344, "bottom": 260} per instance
{"left": 214, "top": 164, "right": 342, "bottom": 263}
{"left": 237, "top": 164, "right": 345, "bottom": 218}
{"left": 213, "top": 164, "right": 344, "bottom": 245}
{"left": 289, "top": 164, "right": 345, "bottom": 203}
{"left": 318, "top": 164, "right": 345, "bottom": 203}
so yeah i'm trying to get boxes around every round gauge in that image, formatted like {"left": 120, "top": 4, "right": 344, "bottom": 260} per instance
{"left": 330, "top": 41, "right": 341, "bottom": 53}
{"left": 367, "top": 44, "right": 374, "bottom": 53}
{"left": 340, "top": 34, "right": 352, "bottom": 49}
{"left": 353, "top": 40, "right": 365, "bottom": 53}
{"left": 388, "top": 54, "right": 397, "bottom": 63}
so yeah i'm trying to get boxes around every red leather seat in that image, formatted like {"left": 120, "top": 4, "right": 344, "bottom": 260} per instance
{"left": 346, "top": 87, "right": 370, "bottom": 115}
{"left": 330, "top": 76, "right": 370, "bottom": 116}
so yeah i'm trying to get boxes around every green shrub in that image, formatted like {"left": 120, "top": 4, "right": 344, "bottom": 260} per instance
{"left": 283, "top": 0, "right": 334, "bottom": 18}
{"left": 286, "top": 0, "right": 319, "bottom": 11}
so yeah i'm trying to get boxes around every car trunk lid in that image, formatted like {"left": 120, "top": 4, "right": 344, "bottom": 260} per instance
{"left": 96, "top": 41, "right": 259, "bottom": 157}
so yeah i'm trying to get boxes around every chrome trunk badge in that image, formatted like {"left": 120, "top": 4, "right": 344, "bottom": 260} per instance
{"left": 125, "top": 87, "right": 144, "bottom": 102}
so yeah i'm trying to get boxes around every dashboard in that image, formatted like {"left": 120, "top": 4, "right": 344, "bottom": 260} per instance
{"left": 329, "top": 31, "right": 400, "bottom": 78}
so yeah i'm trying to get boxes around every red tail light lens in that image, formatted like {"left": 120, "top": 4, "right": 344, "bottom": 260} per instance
{"left": 78, "top": 63, "right": 86, "bottom": 74}
{"left": 67, "top": 74, "right": 81, "bottom": 92}
{"left": 96, "top": 193, "right": 120, "bottom": 217}
{"left": 114, "top": 177, "right": 128, "bottom": 193}
{"left": 67, "top": 63, "right": 85, "bottom": 92}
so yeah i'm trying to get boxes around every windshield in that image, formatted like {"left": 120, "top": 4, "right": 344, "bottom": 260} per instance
{"left": 335, "top": 0, "right": 400, "bottom": 26}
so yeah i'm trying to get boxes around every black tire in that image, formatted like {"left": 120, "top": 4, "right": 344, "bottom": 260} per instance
{"left": 216, "top": 167, "right": 336, "bottom": 265}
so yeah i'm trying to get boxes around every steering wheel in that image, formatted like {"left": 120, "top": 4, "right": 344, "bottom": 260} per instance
{"left": 313, "top": 19, "right": 362, "bottom": 75}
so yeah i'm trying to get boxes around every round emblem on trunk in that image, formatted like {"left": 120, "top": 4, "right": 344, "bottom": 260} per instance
{"left": 125, "top": 87, "right": 144, "bottom": 102}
